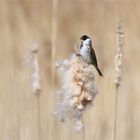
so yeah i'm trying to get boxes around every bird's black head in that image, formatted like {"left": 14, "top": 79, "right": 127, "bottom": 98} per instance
{"left": 80, "top": 35, "right": 90, "bottom": 41}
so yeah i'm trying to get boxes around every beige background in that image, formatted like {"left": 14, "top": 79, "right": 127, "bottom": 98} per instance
{"left": 0, "top": 0, "right": 140, "bottom": 140}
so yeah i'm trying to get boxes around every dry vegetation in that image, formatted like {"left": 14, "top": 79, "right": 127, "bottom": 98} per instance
{"left": 0, "top": 0, "right": 140, "bottom": 140}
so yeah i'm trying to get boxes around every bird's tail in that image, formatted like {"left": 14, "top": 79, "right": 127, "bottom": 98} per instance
{"left": 96, "top": 67, "right": 103, "bottom": 77}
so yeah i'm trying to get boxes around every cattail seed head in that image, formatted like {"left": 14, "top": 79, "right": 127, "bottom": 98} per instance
{"left": 25, "top": 43, "right": 42, "bottom": 95}
{"left": 55, "top": 53, "right": 98, "bottom": 131}
{"left": 114, "top": 23, "right": 124, "bottom": 88}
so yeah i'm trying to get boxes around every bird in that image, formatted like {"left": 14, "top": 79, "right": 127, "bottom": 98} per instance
{"left": 79, "top": 35, "right": 103, "bottom": 77}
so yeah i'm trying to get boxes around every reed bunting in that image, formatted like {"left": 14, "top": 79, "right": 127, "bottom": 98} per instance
{"left": 79, "top": 35, "right": 103, "bottom": 76}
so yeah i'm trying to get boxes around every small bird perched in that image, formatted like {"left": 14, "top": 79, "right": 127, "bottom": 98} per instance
{"left": 79, "top": 35, "right": 103, "bottom": 76}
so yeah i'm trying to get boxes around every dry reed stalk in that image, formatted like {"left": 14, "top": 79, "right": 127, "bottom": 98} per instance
{"left": 113, "top": 23, "right": 124, "bottom": 140}
{"left": 51, "top": 0, "right": 58, "bottom": 85}
{"left": 25, "top": 43, "right": 42, "bottom": 140}
{"left": 50, "top": 0, "right": 58, "bottom": 139}
{"left": 55, "top": 53, "right": 98, "bottom": 132}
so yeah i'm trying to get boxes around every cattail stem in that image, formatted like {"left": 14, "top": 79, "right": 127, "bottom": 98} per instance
{"left": 81, "top": 114, "right": 85, "bottom": 140}
{"left": 37, "top": 95, "right": 41, "bottom": 140}
{"left": 51, "top": 0, "right": 58, "bottom": 85}
{"left": 113, "top": 87, "right": 119, "bottom": 140}
{"left": 50, "top": 0, "right": 58, "bottom": 139}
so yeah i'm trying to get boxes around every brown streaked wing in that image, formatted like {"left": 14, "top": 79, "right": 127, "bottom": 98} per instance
{"left": 90, "top": 46, "right": 98, "bottom": 67}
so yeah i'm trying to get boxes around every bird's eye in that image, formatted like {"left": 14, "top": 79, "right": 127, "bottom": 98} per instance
{"left": 83, "top": 37, "right": 86, "bottom": 40}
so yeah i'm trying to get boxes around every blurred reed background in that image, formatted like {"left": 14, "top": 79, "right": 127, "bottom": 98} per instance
{"left": 0, "top": 0, "right": 140, "bottom": 140}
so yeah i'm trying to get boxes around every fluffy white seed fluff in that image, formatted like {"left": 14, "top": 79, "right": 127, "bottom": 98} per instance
{"left": 55, "top": 53, "right": 98, "bottom": 131}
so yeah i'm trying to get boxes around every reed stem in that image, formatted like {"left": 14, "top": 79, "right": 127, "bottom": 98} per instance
{"left": 113, "top": 87, "right": 119, "bottom": 140}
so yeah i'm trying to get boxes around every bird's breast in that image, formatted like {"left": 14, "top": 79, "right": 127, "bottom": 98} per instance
{"left": 80, "top": 45, "right": 91, "bottom": 64}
